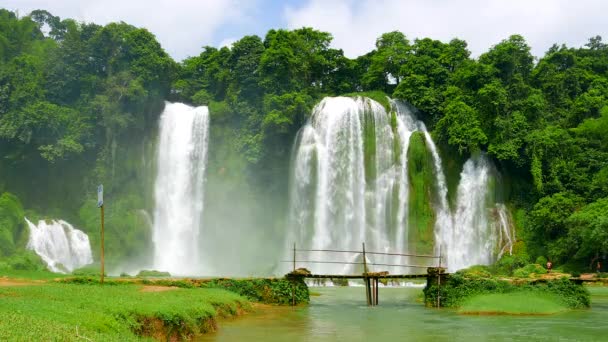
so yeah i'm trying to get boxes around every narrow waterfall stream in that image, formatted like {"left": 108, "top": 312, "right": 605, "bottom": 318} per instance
{"left": 152, "top": 102, "right": 210, "bottom": 275}
{"left": 25, "top": 218, "right": 93, "bottom": 273}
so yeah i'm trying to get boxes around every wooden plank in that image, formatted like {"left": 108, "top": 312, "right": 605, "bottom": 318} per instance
{"left": 304, "top": 274, "right": 431, "bottom": 279}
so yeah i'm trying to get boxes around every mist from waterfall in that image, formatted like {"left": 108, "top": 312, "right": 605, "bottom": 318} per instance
{"left": 152, "top": 102, "right": 209, "bottom": 275}
{"left": 25, "top": 218, "right": 93, "bottom": 273}
{"left": 287, "top": 96, "right": 515, "bottom": 274}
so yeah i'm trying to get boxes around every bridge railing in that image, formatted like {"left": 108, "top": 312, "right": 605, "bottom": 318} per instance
{"left": 284, "top": 242, "right": 443, "bottom": 275}
{"left": 283, "top": 242, "right": 445, "bottom": 306}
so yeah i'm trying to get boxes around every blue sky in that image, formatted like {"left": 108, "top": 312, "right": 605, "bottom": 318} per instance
{"left": 4, "top": 0, "right": 608, "bottom": 61}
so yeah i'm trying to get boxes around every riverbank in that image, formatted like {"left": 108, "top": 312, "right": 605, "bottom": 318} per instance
{"left": 0, "top": 282, "right": 249, "bottom": 341}
{"left": 423, "top": 267, "right": 591, "bottom": 314}
{"left": 0, "top": 270, "right": 310, "bottom": 340}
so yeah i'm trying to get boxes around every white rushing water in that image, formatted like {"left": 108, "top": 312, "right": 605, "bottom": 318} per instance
{"left": 287, "top": 97, "right": 425, "bottom": 274}
{"left": 25, "top": 218, "right": 93, "bottom": 273}
{"left": 441, "top": 156, "right": 515, "bottom": 271}
{"left": 152, "top": 102, "right": 209, "bottom": 275}
{"left": 287, "top": 96, "right": 515, "bottom": 274}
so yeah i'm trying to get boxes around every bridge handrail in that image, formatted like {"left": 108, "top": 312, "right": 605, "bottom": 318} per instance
{"left": 295, "top": 248, "right": 440, "bottom": 259}
{"left": 283, "top": 260, "right": 438, "bottom": 268}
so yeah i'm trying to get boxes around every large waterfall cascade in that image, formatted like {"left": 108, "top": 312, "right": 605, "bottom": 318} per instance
{"left": 25, "top": 218, "right": 93, "bottom": 273}
{"left": 287, "top": 96, "right": 515, "bottom": 274}
{"left": 152, "top": 102, "right": 210, "bottom": 275}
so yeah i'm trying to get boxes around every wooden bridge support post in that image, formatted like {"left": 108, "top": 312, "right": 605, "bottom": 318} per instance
{"left": 363, "top": 243, "right": 372, "bottom": 306}
{"left": 374, "top": 278, "right": 379, "bottom": 305}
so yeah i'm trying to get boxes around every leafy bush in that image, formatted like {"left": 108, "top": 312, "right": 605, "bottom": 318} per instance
{"left": 535, "top": 256, "right": 548, "bottom": 267}
{"left": 200, "top": 278, "right": 309, "bottom": 305}
{"left": 0, "top": 192, "right": 26, "bottom": 257}
{"left": 72, "top": 264, "right": 103, "bottom": 276}
{"left": 513, "top": 264, "right": 547, "bottom": 278}
{"left": 136, "top": 270, "right": 171, "bottom": 277}
{"left": 0, "top": 251, "right": 46, "bottom": 271}
{"left": 493, "top": 255, "right": 527, "bottom": 276}
{"left": 424, "top": 268, "right": 589, "bottom": 309}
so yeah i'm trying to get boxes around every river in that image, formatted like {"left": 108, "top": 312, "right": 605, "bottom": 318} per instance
{"left": 202, "top": 285, "right": 608, "bottom": 341}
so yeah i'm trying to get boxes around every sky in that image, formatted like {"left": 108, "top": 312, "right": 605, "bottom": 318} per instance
{"left": 3, "top": 0, "right": 608, "bottom": 61}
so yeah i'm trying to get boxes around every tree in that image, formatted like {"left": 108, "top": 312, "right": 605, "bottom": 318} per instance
{"left": 479, "top": 35, "right": 534, "bottom": 84}
{"left": 362, "top": 31, "right": 411, "bottom": 92}
{"left": 435, "top": 98, "right": 487, "bottom": 154}
{"left": 568, "top": 198, "right": 608, "bottom": 262}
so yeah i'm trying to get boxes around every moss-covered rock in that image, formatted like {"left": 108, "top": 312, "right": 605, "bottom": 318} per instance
{"left": 406, "top": 132, "right": 436, "bottom": 254}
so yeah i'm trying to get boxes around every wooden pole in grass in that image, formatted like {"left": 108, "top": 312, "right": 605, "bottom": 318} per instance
{"left": 98, "top": 185, "right": 104, "bottom": 285}
{"left": 292, "top": 243, "right": 296, "bottom": 306}
{"left": 437, "top": 244, "right": 442, "bottom": 308}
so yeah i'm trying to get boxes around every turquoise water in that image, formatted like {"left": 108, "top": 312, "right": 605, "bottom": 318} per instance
{"left": 202, "top": 286, "right": 608, "bottom": 341}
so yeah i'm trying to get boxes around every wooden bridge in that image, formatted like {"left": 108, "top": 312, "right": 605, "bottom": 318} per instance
{"left": 284, "top": 243, "right": 449, "bottom": 306}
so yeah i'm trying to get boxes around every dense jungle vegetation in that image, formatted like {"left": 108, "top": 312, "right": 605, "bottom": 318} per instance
{"left": 0, "top": 9, "right": 607, "bottom": 272}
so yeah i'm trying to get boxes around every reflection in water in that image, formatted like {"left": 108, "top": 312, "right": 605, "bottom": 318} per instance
{"left": 202, "top": 287, "right": 608, "bottom": 342}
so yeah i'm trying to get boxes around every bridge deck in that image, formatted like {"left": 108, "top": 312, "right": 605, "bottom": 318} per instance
{"left": 304, "top": 274, "right": 429, "bottom": 279}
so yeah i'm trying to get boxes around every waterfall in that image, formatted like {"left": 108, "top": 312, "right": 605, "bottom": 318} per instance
{"left": 25, "top": 218, "right": 93, "bottom": 273}
{"left": 287, "top": 97, "right": 421, "bottom": 274}
{"left": 152, "top": 102, "right": 209, "bottom": 275}
{"left": 444, "top": 155, "right": 515, "bottom": 271}
{"left": 287, "top": 96, "right": 515, "bottom": 275}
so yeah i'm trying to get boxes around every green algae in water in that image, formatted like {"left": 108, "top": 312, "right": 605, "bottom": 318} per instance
{"left": 458, "top": 292, "right": 568, "bottom": 315}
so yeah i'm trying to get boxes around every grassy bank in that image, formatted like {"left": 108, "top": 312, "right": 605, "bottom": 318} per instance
{"left": 0, "top": 283, "right": 249, "bottom": 341}
{"left": 58, "top": 275, "right": 310, "bottom": 305}
{"left": 458, "top": 292, "right": 567, "bottom": 315}
{"left": 424, "top": 267, "right": 591, "bottom": 312}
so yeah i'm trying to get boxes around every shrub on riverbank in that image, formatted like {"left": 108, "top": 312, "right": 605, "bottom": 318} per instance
{"left": 0, "top": 283, "right": 249, "bottom": 340}
{"left": 424, "top": 268, "right": 590, "bottom": 309}
{"left": 200, "top": 278, "right": 309, "bottom": 305}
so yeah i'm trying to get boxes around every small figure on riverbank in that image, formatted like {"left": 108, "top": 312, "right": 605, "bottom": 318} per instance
{"left": 597, "top": 261, "right": 601, "bottom": 273}
{"left": 546, "top": 260, "right": 553, "bottom": 273}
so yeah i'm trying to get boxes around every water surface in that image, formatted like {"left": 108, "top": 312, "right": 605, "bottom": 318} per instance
{"left": 203, "top": 286, "right": 608, "bottom": 341}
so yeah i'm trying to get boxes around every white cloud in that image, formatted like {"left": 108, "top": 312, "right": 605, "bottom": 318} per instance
{"left": 3, "top": 0, "right": 258, "bottom": 61}
{"left": 284, "top": 0, "right": 608, "bottom": 58}
{"left": 218, "top": 37, "right": 237, "bottom": 49}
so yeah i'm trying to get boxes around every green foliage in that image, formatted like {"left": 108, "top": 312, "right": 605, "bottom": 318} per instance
{"left": 527, "top": 192, "right": 584, "bottom": 261}
{"left": 72, "top": 264, "right": 103, "bottom": 276}
{"left": 567, "top": 197, "right": 608, "bottom": 260}
{"left": 0, "top": 250, "right": 46, "bottom": 271}
{"left": 136, "top": 269, "right": 171, "bottom": 277}
{"left": 424, "top": 269, "right": 589, "bottom": 309}
{"left": 435, "top": 99, "right": 487, "bottom": 154}
{"left": 0, "top": 192, "right": 25, "bottom": 256}
{"left": 201, "top": 277, "right": 309, "bottom": 305}
{"left": 0, "top": 283, "right": 248, "bottom": 340}
{"left": 536, "top": 255, "right": 548, "bottom": 266}
{"left": 513, "top": 264, "right": 547, "bottom": 278}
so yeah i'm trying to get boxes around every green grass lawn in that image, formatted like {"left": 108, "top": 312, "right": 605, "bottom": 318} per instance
{"left": 0, "top": 269, "right": 71, "bottom": 280}
{"left": 458, "top": 292, "right": 568, "bottom": 315}
{"left": 0, "top": 283, "right": 249, "bottom": 341}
